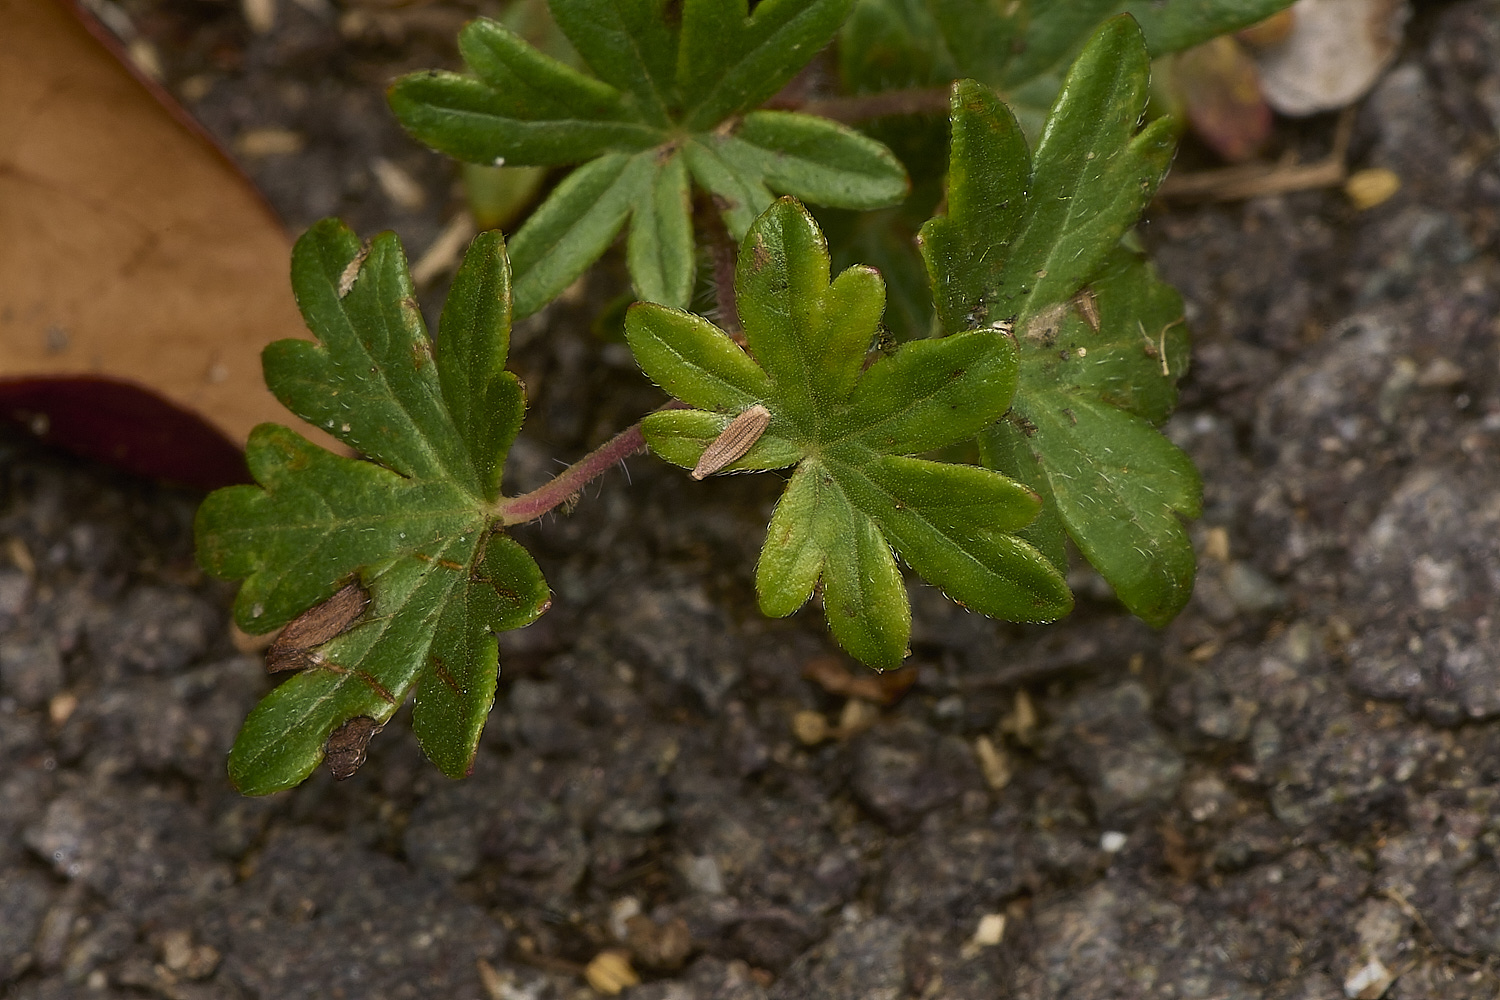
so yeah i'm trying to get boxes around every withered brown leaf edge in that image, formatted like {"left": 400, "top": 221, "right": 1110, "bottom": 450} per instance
{"left": 324, "top": 716, "right": 382, "bottom": 780}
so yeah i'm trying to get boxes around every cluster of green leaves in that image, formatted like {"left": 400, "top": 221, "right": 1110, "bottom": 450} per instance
{"left": 834, "top": 0, "right": 1294, "bottom": 341}
{"left": 635, "top": 17, "right": 1201, "bottom": 635}
{"left": 842, "top": 0, "right": 1296, "bottom": 128}
{"left": 388, "top": 0, "right": 910, "bottom": 318}
{"left": 197, "top": 7, "right": 1217, "bottom": 793}
{"left": 196, "top": 221, "right": 549, "bottom": 794}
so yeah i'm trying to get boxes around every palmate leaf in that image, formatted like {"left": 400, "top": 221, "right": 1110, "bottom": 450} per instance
{"left": 195, "top": 220, "right": 549, "bottom": 795}
{"left": 840, "top": 0, "right": 1296, "bottom": 119}
{"left": 389, "top": 0, "right": 908, "bottom": 319}
{"left": 627, "top": 198, "right": 1071, "bottom": 669}
{"left": 918, "top": 17, "right": 1201, "bottom": 627}
{"left": 832, "top": 1, "right": 1294, "bottom": 339}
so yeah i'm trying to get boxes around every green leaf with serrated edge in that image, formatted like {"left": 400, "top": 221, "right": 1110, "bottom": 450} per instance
{"left": 435, "top": 230, "right": 523, "bottom": 500}
{"left": 980, "top": 252, "right": 1200, "bottom": 624}
{"left": 918, "top": 27, "right": 1200, "bottom": 626}
{"left": 391, "top": 0, "right": 909, "bottom": 319}
{"left": 387, "top": 72, "right": 663, "bottom": 167}
{"left": 722, "top": 112, "right": 910, "bottom": 209}
{"left": 627, "top": 198, "right": 1070, "bottom": 669}
{"left": 507, "top": 152, "right": 651, "bottom": 317}
{"left": 197, "top": 221, "right": 549, "bottom": 793}
{"left": 627, "top": 152, "right": 695, "bottom": 308}
{"left": 548, "top": 0, "right": 680, "bottom": 124}
{"left": 678, "top": 0, "right": 856, "bottom": 130}
{"left": 920, "top": 20, "right": 1175, "bottom": 334}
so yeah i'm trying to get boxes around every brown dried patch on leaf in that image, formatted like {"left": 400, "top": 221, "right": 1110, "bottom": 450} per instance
{"left": 266, "top": 581, "right": 371, "bottom": 673}
{"left": 324, "top": 716, "right": 381, "bottom": 780}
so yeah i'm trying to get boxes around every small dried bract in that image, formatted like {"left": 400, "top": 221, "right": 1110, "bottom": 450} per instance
{"left": 324, "top": 716, "right": 382, "bottom": 779}
{"left": 266, "top": 581, "right": 371, "bottom": 673}
{"left": 691, "top": 404, "right": 772, "bottom": 480}
{"left": 337, "top": 243, "right": 371, "bottom": 298}
{"left": 1073, "top": 288, "right": 1100, "bottom": 331}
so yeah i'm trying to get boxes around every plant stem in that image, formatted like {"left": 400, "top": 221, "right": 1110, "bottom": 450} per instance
{"left": 701, "top": 206, "right": 744, "bottom": 342}
{"left": 494, "top": 403, "right": 687, "bottom": 525}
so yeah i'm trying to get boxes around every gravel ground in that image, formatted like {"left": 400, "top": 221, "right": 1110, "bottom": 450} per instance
{"left": 6, "top": 1, "right": 1500, "bottom": 997}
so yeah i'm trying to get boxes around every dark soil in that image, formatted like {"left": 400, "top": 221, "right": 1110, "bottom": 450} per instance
{"left": 6, "top": 1, "right": 1500, "bottom": 997}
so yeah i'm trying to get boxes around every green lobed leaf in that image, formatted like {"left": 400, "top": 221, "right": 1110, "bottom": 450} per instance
{"left": 836, "top": 0, "right": 1294, "bottom": 146}
{"left": 682, "top": 139, "right": 777, "bottom": 240}
{"left": 628, "top": 198, "right": 1070, "bottom": 669}
{"left": 918, "top": 19, "right": 1201, "bottom": 626}
{"left": 436, "top": 230, "right": 525, "bottom": 500}
{"left": 981, "top": 248, "right": 1200, "bottom": 625}
{"left": 725, "top": 112, "right": 911, "bottom": 210}
{"left": 390, "top": 0, "right": 907, "bottom": 318}
{"left": 387, "top": 71, "right": 663, "bottom": 167}
{"left": 626, "top": 152, "right": 696, "bottom": 308}
{"left": 678, "top": 0, "right": 857, "bottom": 129}
{"left": 506, "top": 151, "right": 652, "bottom": 317}
{"left": 919, "top": 19, "right": 1177, "bottom": 329}
{"left": 459, "top": 17, "right": 631, "bottom": 121}
{"left": 547, "top": 0, "right": 680, "bottom": 124}
{"left": 196, "top": 221, "right": 549, "bottom": 793}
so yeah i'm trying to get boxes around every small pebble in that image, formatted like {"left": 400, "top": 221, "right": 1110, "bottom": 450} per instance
{"left": 792, "top": 710, "right": 830, "bottom": 745}
{"left": 584, "top": 950, "right": 639, "bottom": 995}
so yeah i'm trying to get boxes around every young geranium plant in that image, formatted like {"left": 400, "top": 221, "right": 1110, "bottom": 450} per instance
{"left": 198, "top": 11, "right": 1210, "bottom": 792}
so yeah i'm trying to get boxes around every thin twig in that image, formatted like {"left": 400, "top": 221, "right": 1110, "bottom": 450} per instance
{"left": 1157, "top": 106, "right": 1356, "bottom": 203}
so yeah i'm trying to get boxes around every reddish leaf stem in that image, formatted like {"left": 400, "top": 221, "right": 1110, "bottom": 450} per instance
{"left": 701, "top": 206, "right": 744, "bottom": 342}
{"left": 495, "top": 403, "right": 688, "bottom": 524}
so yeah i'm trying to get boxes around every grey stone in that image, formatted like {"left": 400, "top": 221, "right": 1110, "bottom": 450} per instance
{"left": 0, "top": 869, "right": 53, "bottom": 982}
{"left": 24, "top": 788, "right": 232, "bottom": 912}
{"left": 86, "top": 587, "right": 218, "bottom": 675}
{"left": 769, "top": 917, "right": 909, "bottom": 1000}
{"left": 1346, "top": 467, "right": 1500, "bottom": 724}
{"left": 849, "top": 719, "right": 982, "bottom": 832}
{"left": 1050, "top": 682, "right": 1184, "bottom": 825}
{"left": 0, "top": 634, "right": 63, "bottom": 708}
{"left": 216, "top": 828, "right": 505, "bottom": 1000}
